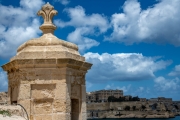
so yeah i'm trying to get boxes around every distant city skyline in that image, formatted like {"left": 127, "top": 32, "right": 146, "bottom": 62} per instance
{"left": 0, "top": 0, "right": 180, "bottom": 100}
{"left": 86, "top": 89, "right": 175, "bottom": 102}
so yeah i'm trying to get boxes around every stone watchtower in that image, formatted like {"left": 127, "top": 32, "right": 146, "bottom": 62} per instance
{"left": 1, "top": 2, "right": 92, "bottom": 120}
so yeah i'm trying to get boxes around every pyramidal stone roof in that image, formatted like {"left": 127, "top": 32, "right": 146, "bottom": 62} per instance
{"left": 11, "top": 2, "right": 84, "bottom": 62}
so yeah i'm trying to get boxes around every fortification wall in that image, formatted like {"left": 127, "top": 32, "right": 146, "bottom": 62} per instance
{"left": 87, "top": 102, "right": 109, "bottom": 111}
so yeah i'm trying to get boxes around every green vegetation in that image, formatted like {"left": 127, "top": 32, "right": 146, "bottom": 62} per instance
{"left": 0, "top": 110, "right": 11, "bottom": 117}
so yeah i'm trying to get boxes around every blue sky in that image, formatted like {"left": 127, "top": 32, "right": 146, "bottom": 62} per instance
{"left": 0, "top": 0, "right": 180, "bottom": 100}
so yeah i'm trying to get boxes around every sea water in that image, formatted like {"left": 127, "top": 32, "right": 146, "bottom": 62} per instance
{"left": 88, "top": 116, "right": 180, "bottom": 120}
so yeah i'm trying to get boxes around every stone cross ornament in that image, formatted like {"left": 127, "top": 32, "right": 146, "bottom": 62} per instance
{"left": 37, "top": 2, "right": 58, "bottom": 34}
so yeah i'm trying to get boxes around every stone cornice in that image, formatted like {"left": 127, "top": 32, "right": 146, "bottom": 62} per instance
{"left": 1, "top": 58, "right": 92, "bottom": 72}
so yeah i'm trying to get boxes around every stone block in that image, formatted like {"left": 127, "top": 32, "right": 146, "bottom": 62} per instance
{"left": 45, "top": 51, "right": 63, "bottom": 58}
{"left": 24, "top": 46, "right": 45, "bottom": 52}
{"left": 67, "top": 48, "right": 75, "bottom": 53}
{"left": 51, "top": 74, "right": 62, "bottom": 80}
{"left": 20, "top": 69, "right": 34, "bottom": 79}
{"left": 7, "top": 73, "right": 13, "bottom": 81}
{"left": 18, "top": 99, "right": 31, "bottom": 116}
{"left": 81, "top": 101, "right": 86, "bottom": 113}
{"left": 31, "top": 84, "right": 55, "bottom": 99}
{"left": 81, "top": 85, "right": 86, "bottom": 101}
{"left": 18, "top": 84, "right": 30, "bottom": 100}
{"left": 34, "top": 80, "right": 52, "bottom": 84}
{"left": 33, "top": 99, "right": 53, "bottom": 114}
{"left": 17, "top": 59, "right": 34, "bottom": 65}
{"left": 33, "top": 58, "right": 57, "bottom": 68}
{"left": 61, "top": 74, "right": 68, "bottom": 79}
{"left": 75, "top": 61, "right": 83, "bottom": 66}
{"left": 71, "top": 54, "right": 80, "bottom": 61}
{"left": 19, "top": 52, "right": 46, "bottom": 59}
{"left": 20, "top": 80, "right": 31, "bottom": 84}
{"left": 7, "top": 87, "right": 11, "bottom": 104}
{"left": 53, "top": 99, "right": 71, "bottom": 113}
{"left": 51, "top": 69, "right": 68, "bottom": 81}
{"left": 33, "top": 115, "right": 52, "bottom": 120}
{"left": 68, "top": 59, "right": 76, "bottom": 65}
{"left": 50, "top": 68, "right": 61, "bottom": 74}
{"left": 57, "top": 59, "right": 69, "bottom": 64}
{"left": 45, "top": 46, "right": 63, "bottom": 52}
{"left": 83, "top": 62, "right": 92, "bottom": 68}
{"left": 71, "top": 84, "right": 80, "bottom": 99}
{"left": 31, "top": 84, "right": 55, "bottom": 90}
{"left": 81, "top": 113, "right": 87, "bottom": 120}
{"left": 35, "top": 68, "right": 52, "bottom": 75}
{"left": 55, "top": 83, "right": 70, "bottom": 100}
{"left": 25, "top": 75, "right": 36, "bottom": 80}
{"left": 36, "top": 74, "right": 51, "bottom": 80}
{"left": 65, "top": 52, "right": 73, "bottom": 58}
{"left": 52, "top": 113, "right": 70, "bottom": 120}
{"left": 51, "top": 79, "right": 66, "bottom": 84}
{"left": 55, "top": 52, "right": 67, "bottom": 58}
{"left": 35, "top": 69, "right": 52, "bottom": 80}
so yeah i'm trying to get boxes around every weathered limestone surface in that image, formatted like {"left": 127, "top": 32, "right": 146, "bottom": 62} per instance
{"left": 1, "top": 2, "right": 92, "bottom": 120}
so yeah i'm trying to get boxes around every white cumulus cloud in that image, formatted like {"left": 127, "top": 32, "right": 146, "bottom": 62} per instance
{"left": 168, "top": 65, "right": 180, "bottom": 77}
{"left": 107, "top": 0, "right": 180, "bottom": 45}
{"left": 0, "top": 0, "right": 44, "bottom": 58}
{"left": 104, "top": 84, "right": 149, "bottom": 97}
{"left": 0, "top": 69, "right": 8, "bottom": 92}
{"left": 154, "top": 76, "right": 180, "bottom": 91}
{"left": 53, "top": 0, "right": 70, "bottom": 5}
{"left": 55, "top": 6, "right": 109, "bottom": 52}
{"left": 84, "top": 52, "right": 171, "bottom": 82}
{"left": 105, "top": 84, "right": 131, "bottom": 93}
{"left": 67, "top": 27, "right": 100, "bottom": 52}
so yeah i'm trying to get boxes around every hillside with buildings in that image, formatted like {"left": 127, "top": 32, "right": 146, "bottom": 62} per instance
{"left": 0, "top": 90, "right": 180, "bottom": 119}
{"left": 86, "top": 90, "right": 180, "bottom": 119}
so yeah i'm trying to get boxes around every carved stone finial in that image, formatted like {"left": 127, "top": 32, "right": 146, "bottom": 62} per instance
{"left": 37, "top": 2, "right": 58, "bottom": 34}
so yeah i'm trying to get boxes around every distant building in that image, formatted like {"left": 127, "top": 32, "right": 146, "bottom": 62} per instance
{"left": 124, "top": 95, "right": 132, "bottom": 101}
{"left": 148, "top": 98, "right": 158, "bottom": 102}
{"left": 173, "top": 101, "right": 180, "bottom": 111}
{"left": 148, "top": 97, "right": 173, "bottom": 109}
{"left": 86, "top": 92, "right": 96, "bottom": 103}
{"left": 86, "top": 89, "right": 123, "bottom": 102}
{"left": 140, "top": 98, "right": 147, "bottom": 102}
{"left": 158, "top": 97, "right": 172, "bottom": 103}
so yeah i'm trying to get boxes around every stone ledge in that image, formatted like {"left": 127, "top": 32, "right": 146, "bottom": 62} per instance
{"left": 11, "top": 51, "right": 85, "bottom": 61}
{"left": 2, "top": 58, "right": 92, "bottom": 72}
